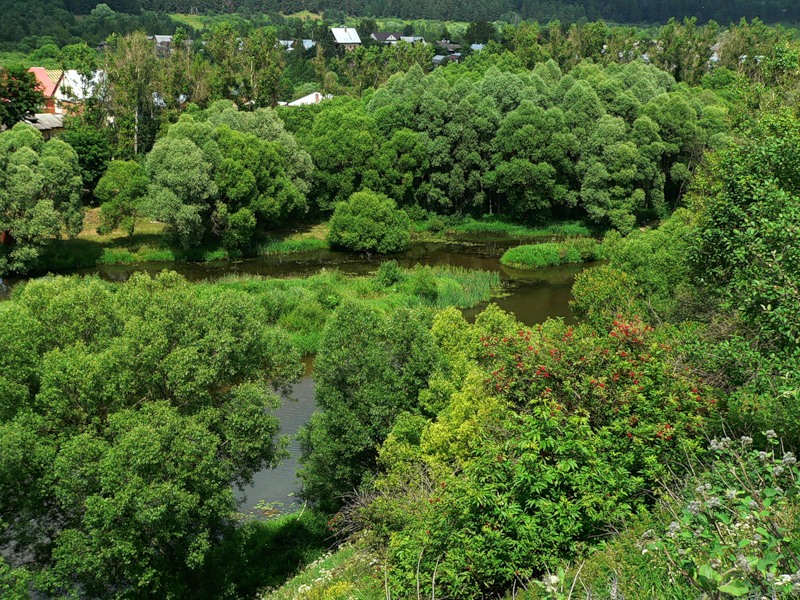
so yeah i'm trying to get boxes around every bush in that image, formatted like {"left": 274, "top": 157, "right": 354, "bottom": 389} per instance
{"left": 570, "top": 265, "right": 647, "bottom": 330}
{"left": 374, "top": 260, "right": 405, "bottom": 287}
{"left": 327, "top": 190, "right": 411, "bottom": 254}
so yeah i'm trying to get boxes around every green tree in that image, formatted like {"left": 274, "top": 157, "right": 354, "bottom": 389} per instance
{"left": 0, "top": 124, "right": 83, "bottom": 274}
{"left": 0, "top": 67, "right": 44, "bottom": 129}
{"left": 60, "top": 123, "right": 112, "bottom": 192}
{"left": 298, "top": 302, "right": 440, "bottom": 511}
{"left": 95, "top": 160, "right": 148, "bottom": 236}
{"left": 103, "top": 31, "right": 161, "bottom": 157}
{"left": 0, "top": 271, "right": 302, "bottom": 597}
{"left": 327, "top": 190, "right": 411, "bottom": 254}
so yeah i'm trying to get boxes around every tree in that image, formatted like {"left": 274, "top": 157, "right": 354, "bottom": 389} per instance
{"left": 691, "top": 113, "right": 800, "bottom": 348}
{"left": 95, "top": 160, "right": 148, "bottom": 236}
{"left": 327, "top": 190, "right": 411, "bottom": 254}
{"left": 60, "top": 123, "right": 112, "bottom": 193}
{"left": 0, "top": 271, "right": 302, "bottom": 597}
{"left": 0, "top": 124, "right": 83, "bottom": 274}
{"left": 298, "top": 302, "right": 440, "bottom": 511}
{"left": 142, "top": 102, "right": 310, "bottom": 251}
{"left": 464, "top": 21, "right": 496, "bottom": 45}
{"left": 0, "top": 67, "right": 44, "bottom": 129}
{"left": 103, "top": 31, "right": 161, "bottom": 157}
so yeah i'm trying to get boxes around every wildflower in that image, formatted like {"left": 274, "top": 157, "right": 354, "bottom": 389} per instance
{"left": 735, "top": 554, "right": 752, "bottom": 573}
{"left": 706, "top": 496, "right": 722, "bottom": 509}
{"left": 773, "top": 465, "right": 785, "bottom": 477}
{"left": 759, "top": 451, "right": 769, "bottom": 462}
{"left": 740, "top": 436, "right": 753, "bottom": 446}
{"left": 666, "top": 521, "right": 681, "bottom": 538}
{"left": 725, "top": 489, "right": 738, "bottom": 500}
{"left": 687, "top": 501, "right": 702, "bottom": 516}
{"left": 766, "top": 429, "right": 778, "bottom": 440}
{"left": 782, "top": 452, "right": 796, "bottom": 466}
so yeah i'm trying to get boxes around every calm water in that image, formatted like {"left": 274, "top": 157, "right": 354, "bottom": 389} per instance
{"left": 3, "top": 239, "right": 590, "bottom": 514}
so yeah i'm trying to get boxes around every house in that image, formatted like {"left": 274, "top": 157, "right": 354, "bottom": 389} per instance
{"left": 278, "top": 39, "right": 317, "bottom": 52}
{"left": 148, "top": 35, "right": 173, "bottom": 57}
{"left": 435, "top": 40, "right": 461, "bottom": 54}
{"left": 371, "top": 32, "right": 403, "bottom": 44}
{"left": 432, "top": 55, "right": 448, "bottom": 67}
{"left": 27, "top": 68, "right": 62, "bottom": 114}
{"left": 470, "top": 43, "right": 485, "bottom": 52}
{"left": 55, "top": 70, "right": 103, "bottom": 113}
{"left": 400, "top": 36, "right": 426, "bottom": 45}
{"left": 710, "top": 42, "right": 721, "bottom": 64}
{"left": 331, "top": 28, "right": 361, "bottom": 51}
{"left": 286, "top": 92, "right": 333, "bottom": 106}
{"left": 24, "top": 113, "right": 64, "bottom": 139}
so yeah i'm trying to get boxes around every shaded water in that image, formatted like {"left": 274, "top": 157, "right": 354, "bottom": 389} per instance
{"left": 3, "top": 240, "right": 590, "bottom": 514}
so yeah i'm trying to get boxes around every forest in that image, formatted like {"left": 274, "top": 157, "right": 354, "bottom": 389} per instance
{"left": 3, "top": 6, "right": 800, "bottom": 600}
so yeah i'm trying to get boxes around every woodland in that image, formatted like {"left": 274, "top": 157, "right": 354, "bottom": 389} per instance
{"left": 2, "top": 3, "right": 800, "bottom": 599}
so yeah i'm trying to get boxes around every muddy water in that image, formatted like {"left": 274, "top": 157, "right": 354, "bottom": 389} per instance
{"left": 2, "top": 240, "right": 591, "bottom": 514}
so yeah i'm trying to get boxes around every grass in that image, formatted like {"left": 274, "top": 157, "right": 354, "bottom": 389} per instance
{"left": 35, "top": 210, "right": 333, "bottom": 273}
{"left": 411, "top": 213, "right": 595, "bottom": 241}
{"left": 169, "top": 13, "right": 210, "bottom": 29}
{"left": 202, "top": 265, "right": 500, "bottom": 354}
{"left": 262, "top": 538, "right": 383, "bottom": 600}
{"left": 500, "top": 238, "right": 604, "bottom": 270}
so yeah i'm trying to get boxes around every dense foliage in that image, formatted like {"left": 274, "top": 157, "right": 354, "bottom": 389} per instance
{"left": 327, "top": 190, "right": 411, "bottom": 254}
{"left": 132, "top": 0, "right": 800, "bottom": 26}
{"left": 0, "top": 124, "right": 83, "bottom": 274}
{"left": 299, "top": 302, "right": 440, "bottom": 511}
{"left": 0, "top": 271, "right": 302, "bottom": 597}
{"left": 142, "top": 101, "right": 311, "bottom": 251}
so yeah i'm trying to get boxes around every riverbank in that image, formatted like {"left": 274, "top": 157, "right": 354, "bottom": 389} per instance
{"left": 31, "top": 211, "right": 598, "bottom": 276}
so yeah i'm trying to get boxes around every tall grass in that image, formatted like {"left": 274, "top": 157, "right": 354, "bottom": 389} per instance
{"left": 453, "top": 217, "right": 593, "bottom": 238}
{"left": 257, "top": 238, "right": 329, "bottom": 255}
{"left": 204, "top": 265, "right": 499, "bottom": 354}
{"left": 500, "top": 238, "right": 604, "bottom": 270}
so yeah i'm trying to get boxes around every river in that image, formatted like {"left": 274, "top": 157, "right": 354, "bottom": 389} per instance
{"left": 1, "top": 239, "right": 590, "bottom": 515}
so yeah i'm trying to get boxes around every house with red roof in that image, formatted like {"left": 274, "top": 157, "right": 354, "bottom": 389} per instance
{"left": 27, "top": 68, "right": 63, "bottom": 114}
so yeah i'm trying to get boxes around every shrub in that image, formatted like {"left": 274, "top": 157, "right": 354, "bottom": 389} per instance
{"left": 648, "top": 434, "right": 800, "bottom": 599}
{"left": 374, "top": 260, "right": 405, "bottom": 287}
{"left": 327, "top": 190, "right": 411, "bottom": 254}
{"left": 570, "top": 265, "right": 647, "bottom": 330}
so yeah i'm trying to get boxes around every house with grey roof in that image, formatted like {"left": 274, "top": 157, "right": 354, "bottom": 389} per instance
{"left": 331, "top": 28, "right": 361, "bottom": 51}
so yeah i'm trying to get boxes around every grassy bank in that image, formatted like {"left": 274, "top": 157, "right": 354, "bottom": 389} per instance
{"left": 34, "top": 210, "right": 597, "bottom": 274}
{"left": 500, "top": 238, "right": 604, "bottom": 270}
{"left": 412, "top": 214, "right": 595, "bottom": 240}
{"left": 35, "top": 210, "right": 331, "bottom": 273}
{"left": 200, "top": 264, "right": 500, "bottom": 354}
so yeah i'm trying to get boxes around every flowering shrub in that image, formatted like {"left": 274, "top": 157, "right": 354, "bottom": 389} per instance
{"left": 363, "top": 306, "right": 719, "bottom": 598}
{"left": 649, "top": 433, "right": 800, "bottom": 598}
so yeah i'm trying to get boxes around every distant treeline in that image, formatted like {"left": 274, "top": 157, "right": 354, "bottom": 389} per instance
{"left": 0, "top": 0, "right": 180, "bottom": 48}
{"left": 138, "top": 0, "right": 799, "bottom": 25}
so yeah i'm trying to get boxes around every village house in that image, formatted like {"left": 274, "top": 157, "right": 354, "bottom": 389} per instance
{"left": 24, "top": 113, "right": 64, "bottom": 139}
{"left": 331, "top": 27, "right": 361, "bottom": 51}
{"left": 371, "top": 32, "right": 403, "bottom": 44}
{"left": 27, "top": 68, "right": 61, "bottom": 114}
{"left": 148, "top": 34, "right": 174, "bottom": 57}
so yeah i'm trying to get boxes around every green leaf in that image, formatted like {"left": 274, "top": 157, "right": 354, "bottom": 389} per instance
{"left": 718, "top": 580, "right": 749, "bottom": 596}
